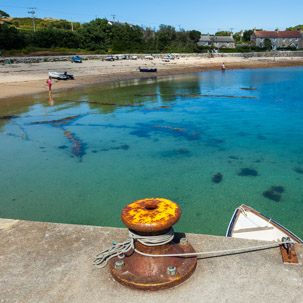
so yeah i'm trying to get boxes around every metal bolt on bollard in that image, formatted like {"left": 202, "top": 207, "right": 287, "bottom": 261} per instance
{"left": 114, "top": 260, "right": 124, "bottom": 269}
{"left": 180, "top": 237, "right": 188, "bottom": 245}
{"left": 167, "top": 266, "right": 177, "bottom": 276}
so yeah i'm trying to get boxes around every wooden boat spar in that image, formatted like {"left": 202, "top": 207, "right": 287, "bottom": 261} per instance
{"left": 226, "top": 204, "right": 303, "bottom": 244}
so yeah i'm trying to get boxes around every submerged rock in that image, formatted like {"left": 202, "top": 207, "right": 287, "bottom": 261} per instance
{"left": 176, "top": 148, "right": 190, "bottom": 155}
{"left": 161, "top": 148, "right": 191, "bottom": 158}
{"left": 257, "top": 135, "right": 266, "bottom": 140}
{"left": 294, "top": 167, "right": 303, "bottom": 174}
{"left": 263, "top": 190, "right": 281, "bottom": 202}
{"left": 229, "top": 155, "right": 239, "bottom": 160}
{"left": 212, "top": 173, "right": 223, "bottom": 183}
{"left": 120, "top": 144, "right": 130, "bottom": 150}
{"left": 270, "top": 185, "right": 285, "bottom": 193}
{"left": 58, "top": 145, "right": 68, "bottom": 149}
{"left": 238, "top": 168, "right": 259, "bottom": 176}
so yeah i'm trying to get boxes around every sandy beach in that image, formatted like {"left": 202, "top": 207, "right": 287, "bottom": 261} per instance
{"left": 1, "top": 55, "right": 303, "bottom": 99}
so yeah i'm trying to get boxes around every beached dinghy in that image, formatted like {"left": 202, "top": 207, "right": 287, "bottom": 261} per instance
{"left": 48, "top": 72, "right": 74, "bottom": 80}
{"left": 48, "top": 72, "right": 68, "bottom": 80}
{"left": 226, "top": 204, "right": 303, "bottom": 244}
{"left": 72, "top": 56, "right": 82, "bottom": 63}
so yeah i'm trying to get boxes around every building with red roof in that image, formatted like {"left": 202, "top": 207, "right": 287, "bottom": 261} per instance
{"left": 251, "top": 30, "right": 303, "bottom": 50}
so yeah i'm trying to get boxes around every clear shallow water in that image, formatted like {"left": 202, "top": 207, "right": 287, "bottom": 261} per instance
{"left": 1, "top": 67, "right": 303, "bottom": 238}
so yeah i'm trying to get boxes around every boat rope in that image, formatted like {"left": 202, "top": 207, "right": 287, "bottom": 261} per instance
{"left": 238, "top": 205, "right": 247, "bottom": 216}
{"left": 238, "top": 207, "right": 272, "bottom": 228}
{"left": 92, "top": 228, "right": 295, "bottom": 268}
{"left": 92, "top": 229, "right": 174, "bottom": 268}
{"left": 238, "top": 206, "right": 261, "bottom": 227}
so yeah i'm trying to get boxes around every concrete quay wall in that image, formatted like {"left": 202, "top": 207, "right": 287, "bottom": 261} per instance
{"left": 0, "top": 218, "right": 302, "bottom": 303}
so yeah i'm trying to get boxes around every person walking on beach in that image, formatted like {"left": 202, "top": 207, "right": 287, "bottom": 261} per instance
{"left": 221, "top": 63, "right": 225, "bottom": 71}
{"left": 46, "top": 76, "right": 54, "bottom": 105}
{"left": 46, "top": 76, "right": 52, "bottom": 92}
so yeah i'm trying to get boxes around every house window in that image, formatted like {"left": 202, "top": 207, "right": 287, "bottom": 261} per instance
{"left": 216, "top": 42, "right": 219, "bottom": 46}
{"left": 290, "top": 43, "right": 298, "bottom": 49}
{"left": 295, "top": 38, "right": 298, "bottom": 41}
{"left": 273, "top": 38, "right": 276, "bottom": 42}
{"left": 227, "top": 42, "right": 230, "bottom": 47}
{"left": 282, "top": 38, "right": 286, "bottom": 42}
{"left": 260, "top": 38, "right": 264, "bottom": 42}
{"left": 289, "top": 38, "right": 292, "bottom": 42}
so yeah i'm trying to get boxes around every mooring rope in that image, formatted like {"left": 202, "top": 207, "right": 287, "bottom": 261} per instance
{"left": 92, "top": 228, "right": 295, "bottom": 268}
{"left": 92, "top": 229, "right": 174, "bottom": 268}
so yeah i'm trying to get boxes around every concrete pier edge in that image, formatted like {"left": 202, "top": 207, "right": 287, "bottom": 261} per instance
{"left": 0, "top": 218, "right": 302, "bottom": 303}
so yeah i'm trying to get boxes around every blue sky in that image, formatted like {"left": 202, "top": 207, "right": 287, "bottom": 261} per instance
{"left": 1, "top": 0, "right": 302, "bottom": 33}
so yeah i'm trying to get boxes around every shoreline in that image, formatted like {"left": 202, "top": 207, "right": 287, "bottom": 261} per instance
{"left": 1, "top": 57, "right": 303, "bottom": 100}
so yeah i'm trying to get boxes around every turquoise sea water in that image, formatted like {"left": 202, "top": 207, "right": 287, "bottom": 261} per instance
{"left": 1, "top": 67, "right": 303, "bottom": 238}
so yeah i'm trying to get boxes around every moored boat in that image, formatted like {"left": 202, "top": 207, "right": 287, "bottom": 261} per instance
{"left": 139, "top": 67, "right": 157, "bottom": 72}
{"left": 226, "top": 204, "right": 303, "bottom": 243}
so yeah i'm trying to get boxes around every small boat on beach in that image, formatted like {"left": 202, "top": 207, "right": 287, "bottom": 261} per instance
{"left": 104, "top": 56, "right": 115, "bottom": 61}
{"left": 226, "top": 204, "right": 303, "bottom": 244}
{"left": 48, "top": 72, "right": 74, "bottom": 80}
{"left": 144, "top": 55, "right": 154, "bottom": 60}
{"left": 72, "top": 56, "right": 82, "bottom": 63}
{"left": 139, "top": 67, "right": 157, "bottom": 72}
{"left": 49, "top": 72, "right": 68, "bottom": 80}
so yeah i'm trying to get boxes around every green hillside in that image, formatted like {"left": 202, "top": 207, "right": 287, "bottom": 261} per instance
{"left": 3, "top": 17, "right": 80, "bottom": 31}
{"left": 286, "top": 25, "right": 303, "bottom": 31}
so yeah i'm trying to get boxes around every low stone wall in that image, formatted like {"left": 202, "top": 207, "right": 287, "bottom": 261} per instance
{"left": 181, "top": 51, "right": 303, "bottom": 58}
{"left": 1, "top": 51, "right": 303, "bottom": 64}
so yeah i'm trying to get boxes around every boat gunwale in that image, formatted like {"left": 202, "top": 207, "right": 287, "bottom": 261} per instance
{"left": 226, "top": 204, "right": 303, "bottom": 243}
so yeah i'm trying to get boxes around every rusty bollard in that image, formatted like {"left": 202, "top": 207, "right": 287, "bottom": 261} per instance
{"left": 109, "top": 198, "right": 197, "bottom": 291}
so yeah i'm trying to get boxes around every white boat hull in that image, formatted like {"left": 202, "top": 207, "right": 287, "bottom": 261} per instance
{"left": 48, "top": 72, "right": 68, "bottom": 80}
{"left": 226, "top": 204, "right": 303, "bottom": 243}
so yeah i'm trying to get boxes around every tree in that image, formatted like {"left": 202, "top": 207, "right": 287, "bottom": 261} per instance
{"left": 0, "top": 10, "right": 9, "bottom": 18}
{"left": 0, "top": 9, "right": 10, "bottom": 25}
{"left": 111, "top": 24, "right": 144, "bottom": 52}
{"left": 78, "top": 18, "right": 113, "bottom": 51}
{"left": 189, "top": 30, "right": 201, "bottom": 43}
{"left": 156, "top": 24, "right": 177, "bottom": 51}
{"left": 32, "top": 29, "right": 80, "bottom": 48}
{"left": 243, "top": 30, "right": 254, "bottom": 42}
{"left": 264, "top": 38, "right": 272, "bottom": 50}
{"left": 215, "top": 31, "right": 231, "bottom": 36}
{"left": 286, "top": 25, "right": 302, "bottom": 31}
{"left": 0, "top": 23, "right": 26, "bottom": 50}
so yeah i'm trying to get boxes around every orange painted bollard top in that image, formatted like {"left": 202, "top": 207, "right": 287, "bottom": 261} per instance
{"left": 121, "top": 198, "right": 181, "bottom": 232}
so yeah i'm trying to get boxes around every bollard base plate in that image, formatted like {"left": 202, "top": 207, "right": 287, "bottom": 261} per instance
{"left": 109, "top": 239, "right": 197, "bottom": 291}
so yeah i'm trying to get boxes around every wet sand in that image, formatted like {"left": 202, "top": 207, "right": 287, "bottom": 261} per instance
{"left": 1, "top": 55, "right": 303, "bottom": 99}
